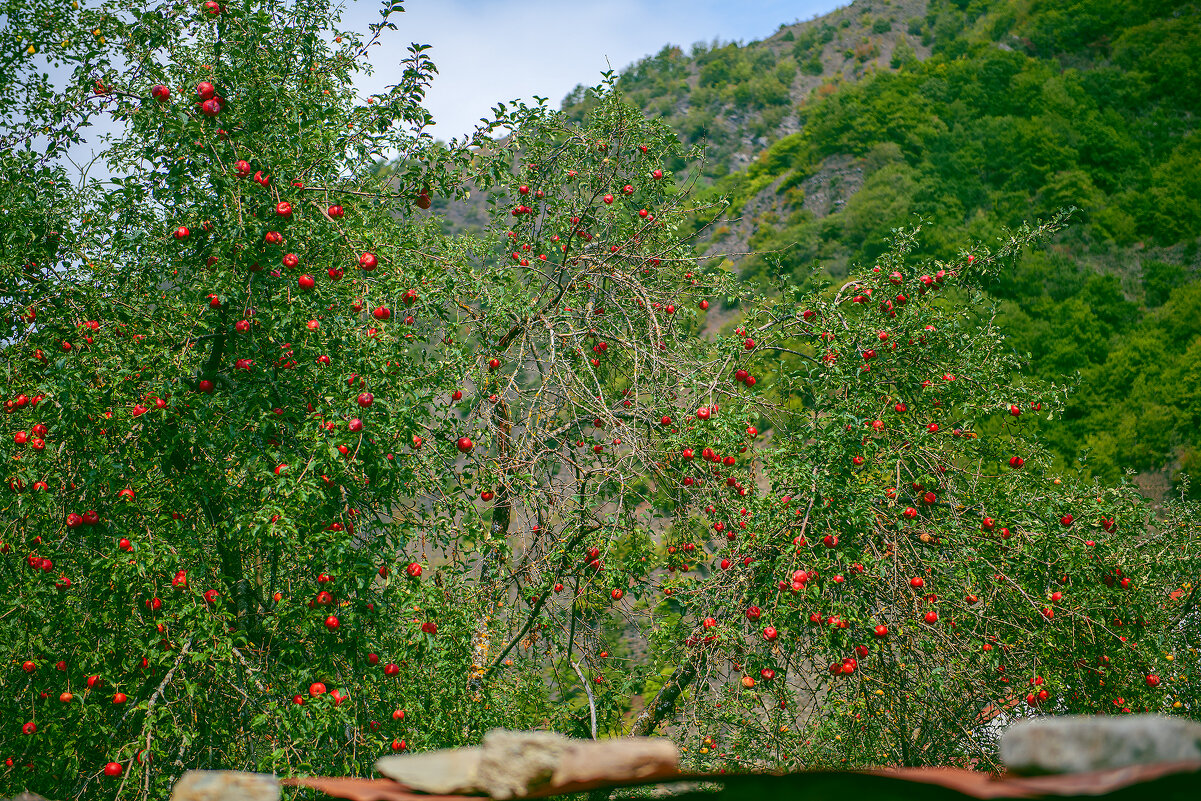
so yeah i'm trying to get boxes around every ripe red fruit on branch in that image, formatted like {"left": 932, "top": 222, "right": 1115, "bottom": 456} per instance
{"left": 324, "top": 615, "right": 340, "bottom": 630}
{"left": 456, "top": 437, "right": 473, "bottom": 453}
{"left": 923, "top": 611, "right": 939, "bottom": 624}
{"left": 298, "top": 274, "right": 315, "bottom": 291}
{"left": 357, "top": 392, "right": 374, "bottom": 407}
{"left": 406, "top": 562, "right": 422, "bottom": 578}
{"left": 873, "top": 624, "right": 888, "bottom": 637}
{"left": 151, "top": 84, "right": 170, "bottom": 102}
{"left": 103, "top": 762, "right": 123, "bottom": 777}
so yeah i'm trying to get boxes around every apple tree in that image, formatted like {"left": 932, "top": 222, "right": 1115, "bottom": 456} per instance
{"left": 628, "top": 221, "right": 1201, "bottom": 769}
{"left": 0, "top": 0, "right": 739, "bottom": 796}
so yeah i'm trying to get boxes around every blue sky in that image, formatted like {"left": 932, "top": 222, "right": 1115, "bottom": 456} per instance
{"left": 54, "top": 0, "right": 843, "bottom": 179}
{"left": 341, "top": 0, "right": 844, "bottom": 140}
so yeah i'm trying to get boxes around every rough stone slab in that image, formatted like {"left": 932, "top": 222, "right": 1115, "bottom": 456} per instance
{"left": 375, "top": 729, "right": 680, "bottom": 798}
{"left": 170, "top": 771, "right": 279, "bottom": 801}
{"left": 477, "top": 730, "right": 567, "bottom": 799}
{"left": 373, "top": 747, "right": 483, "bottom": 795}
{"left": 1001, "top": 715, "right": 1201, "bottom": 775}
{"left": 554, "top": 736, "right": 680, "bottom": 790}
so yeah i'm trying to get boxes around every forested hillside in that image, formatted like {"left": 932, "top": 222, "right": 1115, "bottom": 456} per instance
{"left": 561, "top": 0, "right": 1201, "bottom": 497}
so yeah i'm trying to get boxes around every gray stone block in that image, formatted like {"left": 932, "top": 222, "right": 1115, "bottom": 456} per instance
{"left": 1001, "top": 715, "right": 1201, "bottom": 775}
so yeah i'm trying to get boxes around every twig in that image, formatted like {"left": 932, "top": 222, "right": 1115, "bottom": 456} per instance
{"left": 572, "top": 660, "right": 598, "bottom": 740}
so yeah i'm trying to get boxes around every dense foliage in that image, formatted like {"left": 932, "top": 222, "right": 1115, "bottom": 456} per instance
{"left": 564, "top": 0, "right": 1201, "bottom": 497}
{"left": 1, "top": 1, "right": 1198, "bottom": 799}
